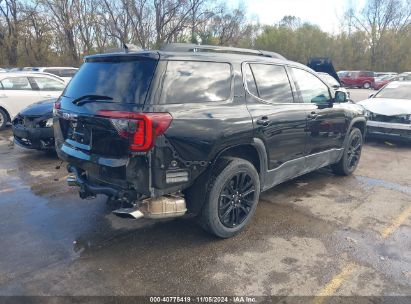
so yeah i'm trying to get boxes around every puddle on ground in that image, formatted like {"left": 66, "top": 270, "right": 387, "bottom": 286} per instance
{"left": 356, "top": 175, "right": 411, "bottom": 195}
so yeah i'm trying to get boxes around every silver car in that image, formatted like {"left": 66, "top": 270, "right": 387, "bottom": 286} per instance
{"left": 358, "top": 81, "right": 411, "bottom": 142}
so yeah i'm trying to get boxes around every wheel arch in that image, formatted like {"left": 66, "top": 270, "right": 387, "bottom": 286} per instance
{"left": 0, "top": 106, "right": 11, "bottom": 122}
{"left": 184, "top": 139, "right": 268, "bottom": 215}
{"left": 350, "top": 118, "right": 366, "bottom": 137}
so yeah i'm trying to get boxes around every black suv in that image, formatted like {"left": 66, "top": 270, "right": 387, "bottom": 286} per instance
{"left": 54, "top": 43, "right": 366, "bottom": 238}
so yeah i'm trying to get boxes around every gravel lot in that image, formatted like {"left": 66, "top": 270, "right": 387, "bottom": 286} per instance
{"left": 0, "top": 89, "right": 410, "bottom": 299}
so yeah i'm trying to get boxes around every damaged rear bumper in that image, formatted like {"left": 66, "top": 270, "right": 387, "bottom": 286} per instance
{"left": 67, "top": 165, "right": 137, "bottom": 201}
{"left": 67, "top": 165, "right": 187, "bottom": 219}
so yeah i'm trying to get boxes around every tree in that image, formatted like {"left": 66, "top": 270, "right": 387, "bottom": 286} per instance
{"left": 0, "top": 0, "right": 20, "bottom": 65}
{"left": 346, "top": 0, "right": 411, "bottom": 69}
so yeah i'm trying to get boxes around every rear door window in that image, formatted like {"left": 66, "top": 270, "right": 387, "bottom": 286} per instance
{"left": 63, "top": 57, "right": 157, "bottom": 104}
{"left": 160, "top": 61, "right": 231, "bottom": 104}
{"left": 0, "top": 77, "right": 32, "bottom": 90}
{"left": 248, "top": 64, "right": 294, "bottom": 103}
{"left": 31, "top": 77, "right": 65, "bottom": 91}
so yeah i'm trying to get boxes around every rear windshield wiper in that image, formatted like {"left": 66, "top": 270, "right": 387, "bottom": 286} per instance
{"left": 72, "top": 95, "right": 113, "bottom": 106}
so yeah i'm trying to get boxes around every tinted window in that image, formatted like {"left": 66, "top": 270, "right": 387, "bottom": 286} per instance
{"left": 249, "top": 64, "right": 294, "bottom": 103}
{"left": 0, "top": 77, "right": 32, "bottom": 90}
{"left": 32, "top": 77, "right": 65, "bottom": 91}
{"left": 63, "top": 58, "right": 157, "bottom": 104}
{"left": 244, "top": 64, "right": 258, "bottom": 96}
{"left": 160, "top": 61, "right": 231, "bottom": 104}
{"left": 292, "top": 68, "right": 331, "bottom": 103}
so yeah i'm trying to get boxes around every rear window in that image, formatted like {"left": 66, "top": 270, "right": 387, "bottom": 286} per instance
{"left": 63, "top": 58, "right": 157, "bottom": 104}
{"left": 249, "top": 63, "right": 294, "bottom": 103}
{"left": 160, "top": 60, "right": 231, "bottom": 104}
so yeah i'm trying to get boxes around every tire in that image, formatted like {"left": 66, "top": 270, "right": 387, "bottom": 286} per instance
{"left": 198, "top": 157, "right": 260, "bottom": 238}
{"left": 332, "top": 128, "right": 363, "bottom": 176}
{"left": 363, "top": 82, "right": 371, "bottom": 89}
{"left": 0, "top": 108, "right": 8, "bottom": 131}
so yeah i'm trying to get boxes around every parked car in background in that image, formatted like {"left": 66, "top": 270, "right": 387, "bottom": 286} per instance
{"left": 12, "top": 99, "right": 55, "bottom": 150}
{"left": 317, "top": 72, "right": 350, "bottom": 99}
{"left": 398, "top": 72, "right": 411, "bottom": 80}
{"left": 374, "top": 73, "right": 411, "bottom": 90}
{"left": 55, "top": 43, "right": 365, "bottom": 238}
{"left": 359, "top": 81, "right": 411, "bottom": 142}
{"left": 306, "top": 58, "right": 350, "bottom": 98}
{"left": 340, "top": 71, "right": 375, "bottom": 89}
{"left": 0, "top": 72, "right": 65, "bottom": 130}
{"left": 32, "top": 67, "right": 78, "bottom": 83}
{"left": 337, "top": 71, "right": 349, "bottom": 78}
{"left": 375, "top": 72, "right": 397, "bottom": 77}
{"left": 373, "top": 75, "right": 397, "bottom": 90}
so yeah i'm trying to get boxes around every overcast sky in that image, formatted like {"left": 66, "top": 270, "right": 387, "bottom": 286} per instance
{"left": 227, "top": 0, "right": 367, "bottom": 33}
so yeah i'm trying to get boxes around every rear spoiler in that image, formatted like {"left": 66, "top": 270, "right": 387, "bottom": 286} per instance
{"left": 307, "top": 58, "right": 341, "bottom": 84}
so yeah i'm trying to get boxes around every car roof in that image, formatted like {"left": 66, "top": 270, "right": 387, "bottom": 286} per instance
{"left": 0, "top": 71, "right": 65, "bottom": 82}
{"left": 85, "top": 50, "right": 309, "bottom": 70}
{"left": 35, "top": 67, "right": 78, "bottom": 70}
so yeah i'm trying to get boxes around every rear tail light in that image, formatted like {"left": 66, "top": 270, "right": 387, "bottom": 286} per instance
{"left": 53, "top": 101, "right": 61, "bottom": 115}
{"left": 97, "top": 110, "right": 172, "bottom": 152}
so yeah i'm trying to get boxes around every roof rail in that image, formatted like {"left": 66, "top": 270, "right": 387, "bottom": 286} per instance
{"left": 160, "top": 43, "right": 286, "bottom": 60}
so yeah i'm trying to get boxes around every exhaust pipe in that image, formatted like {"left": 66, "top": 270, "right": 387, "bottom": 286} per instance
{"left": 112, "top": 207, "right": 144, "bottom": 219}
{"left": 67, "top": 175, "right": 78, "bottom": 187}
{"left": 112, "top": 195, "right": 187, "bottom": 220}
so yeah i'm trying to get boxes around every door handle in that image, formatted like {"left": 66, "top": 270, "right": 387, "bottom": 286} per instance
{"left": 307, "top": 111, "right": 318, "bottom": 119}
{"left": 256, "top": 116, "right": 270, "bottom": 127}
{"left": 0, "top": 94, "right": 7, "bottom": 98}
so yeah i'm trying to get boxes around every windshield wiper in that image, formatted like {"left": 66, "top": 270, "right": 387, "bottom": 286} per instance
{"left": 72, "top": 94, "right": 113, "bottom": 106}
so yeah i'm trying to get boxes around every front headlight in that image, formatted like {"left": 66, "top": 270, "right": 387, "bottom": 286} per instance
{"left": 364, "top": 110, "right": 376, "bottom": 120}
{"left": 45, "top": 118, "right": 53, "bottom": 127}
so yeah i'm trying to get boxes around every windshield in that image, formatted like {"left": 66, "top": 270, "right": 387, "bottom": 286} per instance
{"left": 63, "top": 57, "right": 157, "bottom": 104}
{"left": 374, "top": 83, "right": 411, "bottom": 99}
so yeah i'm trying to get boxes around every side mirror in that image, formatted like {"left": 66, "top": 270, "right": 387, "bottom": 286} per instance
{"left": 368, "top": 93, "right": 375, "bottom": 98}
{"left": 335, "top": 90, "right": 348, "bottom": 103}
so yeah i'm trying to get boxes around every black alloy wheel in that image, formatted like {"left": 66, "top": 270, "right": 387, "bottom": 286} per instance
{"left": 218, "top": 171, "right": 256, "bottom": 228}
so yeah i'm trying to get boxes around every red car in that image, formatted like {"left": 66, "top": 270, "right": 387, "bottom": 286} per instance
{"left": 373, "top": 73, "right": 411, "bottom": 90}
{"left": 373, "top": 75, "right": 396, "bottom": 90}
{"left": 340, "top": 71, "right": 375, "bottom": 89}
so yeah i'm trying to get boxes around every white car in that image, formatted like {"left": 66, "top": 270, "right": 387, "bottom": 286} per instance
{"left": 358, "top": 81, "right": 411, "bottom": 142}
{"left": 0, "top": 72, "right": 65, "bottom": 130}
{"left": 32, "top": 67, "right": 78, "bottom": 83}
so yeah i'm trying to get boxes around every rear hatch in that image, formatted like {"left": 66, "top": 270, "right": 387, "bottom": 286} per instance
{"left": 307, "top": 57, "right": 341, "bottom": 84}
{"left": 55, "top": 52, "right": 159, "bottom": 159}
